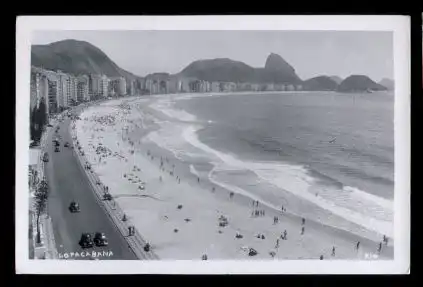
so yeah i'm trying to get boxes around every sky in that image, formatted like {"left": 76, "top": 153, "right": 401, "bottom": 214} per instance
{"left": 32, "top": 30, "right": 394, "bottom": 82}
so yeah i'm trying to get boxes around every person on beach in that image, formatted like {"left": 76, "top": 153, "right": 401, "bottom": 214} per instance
{"left": 229, "top": 192, "right": 234, "bottom": 199}
{"left": 301, "top": 226, "right": 305, "bottom": 235}
{"left": 198, "top": 177, "right": 200, "bottom": 183}
{"left": 332, "top": 246, "right": 336, "bottom": 256}
{"left": 377, "top": 242, "right": 382, "bottom": 253}
{"left": 356, "top": 241, "right": 360, "bottom": 250}
{"left": 320, "top": 255, "right": 324, "bottom": 260}
{"left": 212, "top": 187, "right": 215, "bottom": 192}
{"left": 275, "top": 238, "right": 280, "bottom": 249}
{"left": 302, "top": 218, "right": 305, "bottom": 225}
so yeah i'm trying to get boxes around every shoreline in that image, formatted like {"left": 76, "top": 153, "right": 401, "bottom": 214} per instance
{"left": 74, "top": 96, "right": 393, "bottom": 260}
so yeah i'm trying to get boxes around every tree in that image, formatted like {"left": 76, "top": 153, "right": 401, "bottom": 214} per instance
{"left": 34, "top": 179, "right": 49, "bottom": 244}
{"left": 38, "top": 97, "right": 47, "bottom": 128}
{"left": 30, "top": 106, "right": 36, "bottom": 141}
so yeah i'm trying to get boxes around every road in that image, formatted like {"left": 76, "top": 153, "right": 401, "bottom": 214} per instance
{"left": 44, "top": 106, "right": 137, "bottom": 260}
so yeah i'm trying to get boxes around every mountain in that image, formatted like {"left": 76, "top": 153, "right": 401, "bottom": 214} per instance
{"left": 178, "top": 58, "right": 256, "bottom": 82}
{"left": 378, "top": 78, "right": 395, "bottom": 91}
{"left": 31, "top": 39, "right": 140, "bottom": 81}
{"left": 329, "top": 76, "right": 343, "bottom": 85}
{"left": 179, "top": 53, "right": 301, "bottom": 84}
{"left": 338, "top": 75, "right": 387, "bottom": 92}
{"left": 303, "top": 76, "right": 338, "bottom": 91}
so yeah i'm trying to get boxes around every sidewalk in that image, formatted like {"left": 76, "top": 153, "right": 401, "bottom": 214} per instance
{"left": 30, "top": 120, "right": 58, "bottom": 259}
{"left": 69, "top": 120, "right": 159, "bottom": 260}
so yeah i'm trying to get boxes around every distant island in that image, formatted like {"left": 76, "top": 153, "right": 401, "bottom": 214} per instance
{"left": 338, "top": 75, "right": 388, "bottom": 93}
{"left": 31, "top": 39, "right": 389, "bottom": 94}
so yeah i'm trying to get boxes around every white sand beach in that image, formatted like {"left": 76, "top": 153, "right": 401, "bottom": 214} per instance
{"left": 73, "top": 96, "right": 393, "bottom": 260}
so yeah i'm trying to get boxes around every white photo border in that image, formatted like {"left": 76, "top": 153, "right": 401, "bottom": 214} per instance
{"left": 15, "top": 15, "right": 410, "bottom": 274}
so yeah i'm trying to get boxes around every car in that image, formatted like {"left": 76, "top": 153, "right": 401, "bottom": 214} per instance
{"left": 103, "top": 193, "right": 112, "bottom": 201}
{"left": 54, "top": 140, "right": 60, "bottom": 147}
{"left": 30, "top": 141, "right": 39, "bottom": 148}
{"left": 64, "top": 142, "right": 69, "bottom": 148}
{"left": 79, "top": 233, "right": 94, "bottom": 248}
{"left": 42, "top": 152, "right": 49, "bottom": 162}
{"left": 69, "top": 201, "right": 80, "bottom": 213}
{"left": 47, "top": 124, "right": 53, "bottom": 127}
{"left": 93, "top": 232, "right": 108, "bottom": 247}
{"left": 55, "top": 147, "right": 60, "bottom": 152}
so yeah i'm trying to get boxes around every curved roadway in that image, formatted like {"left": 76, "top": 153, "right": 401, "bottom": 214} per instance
{"left": 44, "top": 106, "right": 137, "bottom": 260}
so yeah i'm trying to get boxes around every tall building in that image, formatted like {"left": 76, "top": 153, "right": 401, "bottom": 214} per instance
{"left": 101, "top": 75, "right": 109, "bottom": 98}
{"left": 46, "top": 73, "right": 59, "bottom": 114}
{"left": 211, "top": 82, "right": 220, "bottom": 93}
{"left": 30, "top": 67, "right": 49, "bottom": 113}
{"left": 89, "top": 74, "right": 104, "bottom": 99}
{"left": 77, "top": 75, "right": 89, "bottom": 102}
{"left": 109, "top": 77, "right": 126, "bottom": 96}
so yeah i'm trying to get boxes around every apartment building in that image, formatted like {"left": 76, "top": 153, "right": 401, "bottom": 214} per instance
{"left": 77, "top": 75, "right": 89, "bottom": 102}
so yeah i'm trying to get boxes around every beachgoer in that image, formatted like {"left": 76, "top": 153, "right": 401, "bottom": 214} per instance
{"left": 229, "top": 192, "right": 234, "bottom": 199}
{"left": 284, "top": 230, "right": 287, "bottom": 240}
{"left": 302, "top": 218, "right": 305, "bottom": 225}
{"left": 301, "top": 226, "right": 305, "bottom": 235}
{"left": 275, "top": 238, "right": 280, "bottom": 248}
{"left": 212, "top": 187, "right": 215, "bottom": 192}
{"left": 332, "top": 246, "right": 336, "bottom": 256}
{"left": 377, "top": 242, "right": 382, "bottom": 253}
{"left": 128, "top": 226, "right": 132, "bottom": 236}
{"left": 198, "top": 177, "right": 200, "bottom": 183}
{"left": 320, "top": 255, "right": 324, "bottom": 260}
{"left": 202, "top": 254, "right": 208, "bottom": 260}
{"left": 356, "top": 241, "right": 360, "bottom": 250}
{"left": 263, "top": 210, "right": 265, "bottom": 216}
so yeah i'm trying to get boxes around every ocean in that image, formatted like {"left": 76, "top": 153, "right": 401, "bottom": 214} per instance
{"left": 147, "top": 91, "right": 394, "bottom": 238}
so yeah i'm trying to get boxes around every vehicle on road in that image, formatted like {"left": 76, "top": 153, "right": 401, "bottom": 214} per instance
{"left": 79, "top": 233, "right": 94, "bottom": 248}
{"left": 30, "top": 141, "right": 39, "bottom": 148}
{"left": 64, "top": 142, "right": 69, "bottom": 147}
{"left": 55, "top": 146, "right": 60, "bottom": 152}
{"left": 54, "top": 140, "right": 60, "bottom": 147}
{"left": 103, "top": 193, "right": 112, "bottom": 201}
{"left": 94, "top": 232, "right": 108, "bottom": 247}
{"left": 42, "top": 152, "right": 49, "bottom": 162}
{"left": 69, "top": 201, "right": 80, "bottom": 213}
{"left": 47, "top": 124, "right": 53, "bottom": 127}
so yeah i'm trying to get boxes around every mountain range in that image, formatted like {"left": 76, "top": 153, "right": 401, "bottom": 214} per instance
{"left": 31, "top": 39, "right": 140, "bottom": 81}
{"left": 31, "top": 39, "right": 390, "bottom": 93}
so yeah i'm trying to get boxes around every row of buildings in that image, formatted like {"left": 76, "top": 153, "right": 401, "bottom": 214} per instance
{"left": 30, "top": 66, "right": 304, "bottom": 115}
{"left": 142, "top": 74, "right": 303, "bottom": 95}
{"left": 30, "top": 66, "right": 136, "bottom": 114}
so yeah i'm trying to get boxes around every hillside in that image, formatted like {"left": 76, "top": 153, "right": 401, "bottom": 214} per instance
{"left": 303, "top": 76, "right": 338, "bottom": 91}
{"left": 338, "top": 75, "right": 387, "bottom": 92}
{"left": 179, "top": 53, "right": 302, "bottom": 84}
{"left": 378, "top": 78, "right": 395, "bottom": 91}
{"left": 329, "top": 76, "right": 343, "bottom": 85}
{"left": 31, "top": 39, "right": 140, "bottom": 81}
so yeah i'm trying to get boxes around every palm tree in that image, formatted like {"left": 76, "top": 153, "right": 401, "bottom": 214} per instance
{"left": 34, "top": 179, "right": 49, "bottom": 244}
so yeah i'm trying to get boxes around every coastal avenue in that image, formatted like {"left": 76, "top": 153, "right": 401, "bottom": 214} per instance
{"left": 44, "top": 105, "right": 137, "bottom": 260}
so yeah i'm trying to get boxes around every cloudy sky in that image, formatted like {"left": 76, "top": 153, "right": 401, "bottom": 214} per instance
{"left": 32, "top": 30, "right": 393, "bottom": 82}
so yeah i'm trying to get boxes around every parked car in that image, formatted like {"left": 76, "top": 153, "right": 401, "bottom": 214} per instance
{"left": 42, "top": 152, "right": 49, "bottom": 162}
{"left": 47, "top": 124, "right": 53, "bottom": 127}
{"left": 55, "top": 146, "right": 60, "bottom": 152}
{"left": 69, "top": 201, "right": 80, "bottom": 213}
{"left": 103, "top": 193, "right": 112, "bottom": 201}
{"left": 79, "top": 233, "right": 94, "bottom": 248}
{"left": 64, "top": 142, "right": 69, "bottom": 148}
{"left": 93, "top": 232, "right": 108, "bottom": 247}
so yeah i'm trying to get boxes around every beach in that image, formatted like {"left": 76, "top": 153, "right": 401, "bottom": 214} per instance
{"left": 73, "top": 94, "right": 393, "bottom": 260}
